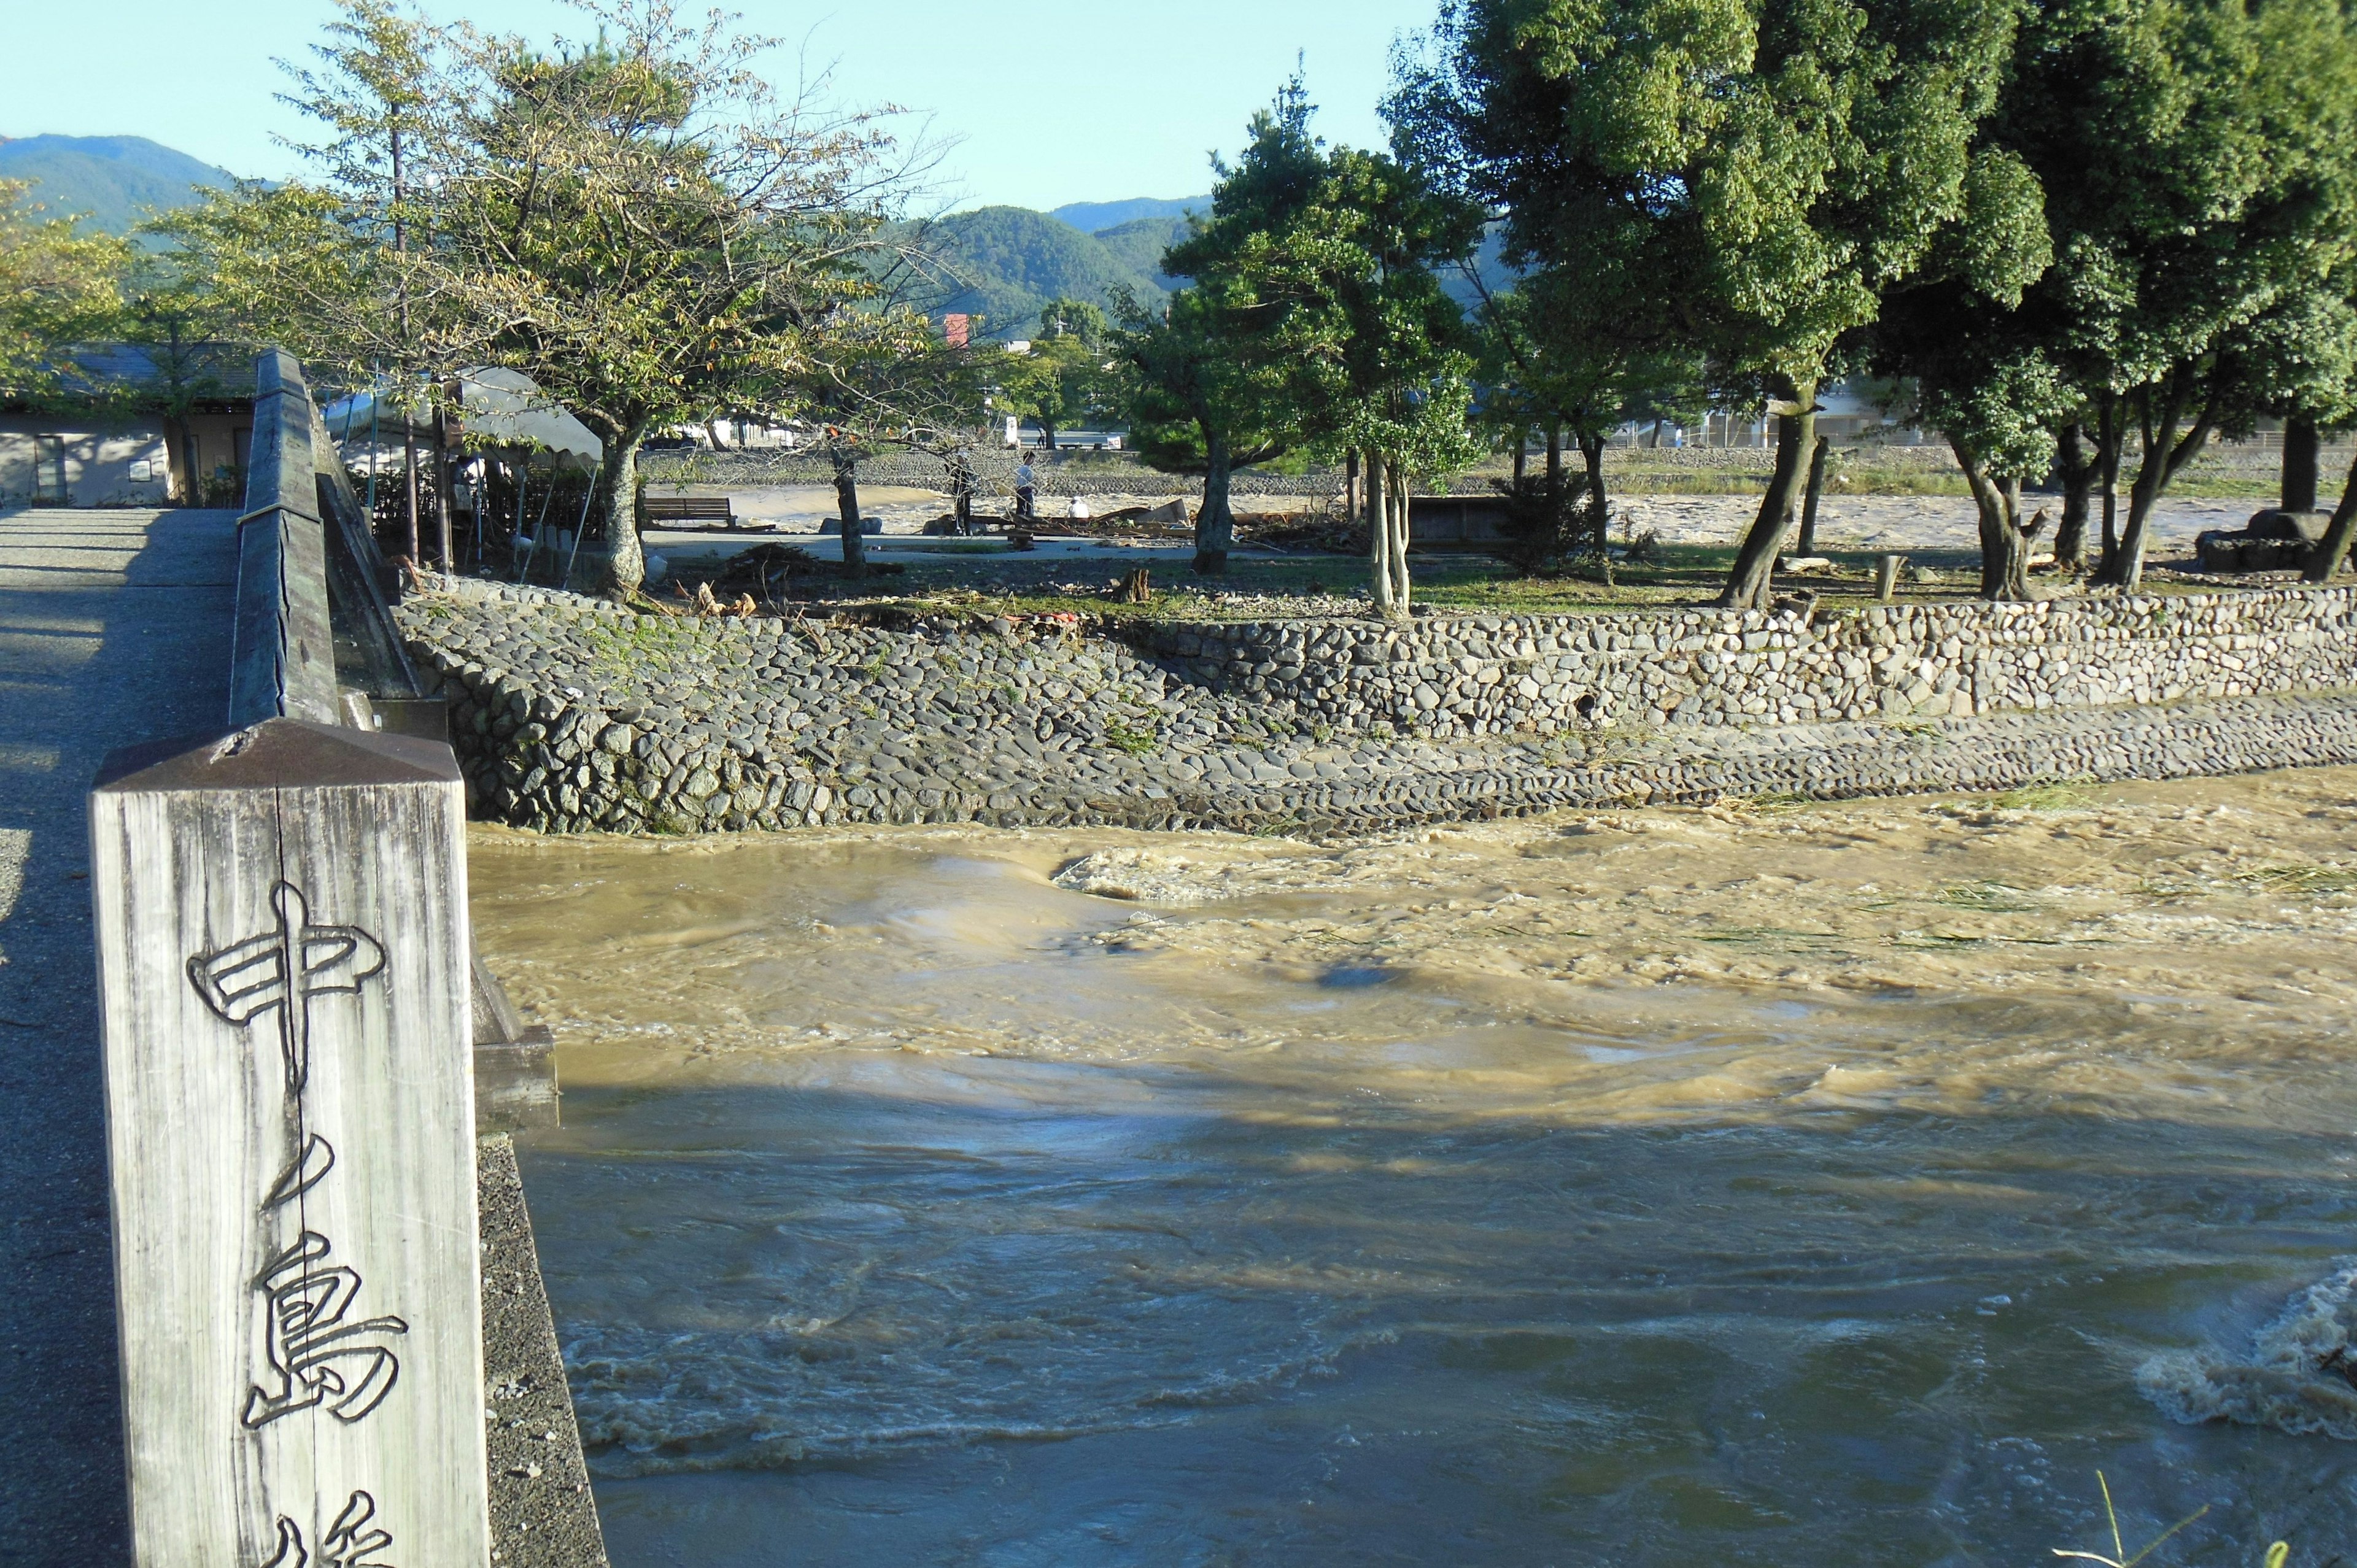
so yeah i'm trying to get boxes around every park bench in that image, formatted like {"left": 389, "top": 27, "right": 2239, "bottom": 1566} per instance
{"left": 639, "top": 493, "right": 742, "bottom": 530}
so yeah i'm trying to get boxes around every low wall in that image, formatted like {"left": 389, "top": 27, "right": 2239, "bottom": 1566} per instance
{"left": 392, "top": 581, "right": 2357, "bottom": 835}
{"left": 1130, "top": 589, "right": 2357, "bottom": 735}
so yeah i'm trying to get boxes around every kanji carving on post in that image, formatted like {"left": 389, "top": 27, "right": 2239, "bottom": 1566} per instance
{"left": 242, "top": 1228, "right": 409, "bottom": 1429}
{"left": 188, "top": 880, "right": 385, "bottom": 1094}
{"left": 259, "top": 1489, "right": 396, "bottom": 1567}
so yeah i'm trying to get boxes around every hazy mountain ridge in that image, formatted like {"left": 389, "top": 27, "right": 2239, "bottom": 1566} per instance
{"left": 0, "top": 134, "right": 234, "bottom": 233}
{"left": 1049, "top": 195, "right": 1209, "bottom": 234}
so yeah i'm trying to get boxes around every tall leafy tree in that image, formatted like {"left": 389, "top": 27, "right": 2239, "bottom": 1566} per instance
{"left": 1468, "top": 263, "right": 1704, "bottom": 583}
{"left": 1249, "top": 136, "right": 1482, "bottom": 615}
{"left": 168, "top": 0, "right": 931, "bottom": 598}
{"left": 1118, "top": 88, "right": 1332, "bottom": 574}
{"left": 1868, "top": 146, "right": 2059, "bottom": 598}
{"left": 1117, "top": 284, "right": 1295, "bottom": 573}
{"left": 1996, "top": 0, "right": 2357, "bottom": 589}
{"left": 1396, "top": 0, "right": 2029, "bottom": 609}
{"left": 993, "top": 295, "right": 1116, "bottom": 450}
{"left": 115, "top": 249, "right": 250, "bottom": 504}
{"left": 1128, "top": 80, "right": 1479, "bottom": 598}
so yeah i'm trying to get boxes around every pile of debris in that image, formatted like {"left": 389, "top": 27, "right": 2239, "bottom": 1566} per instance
{"left": 2195, "top": 508, "right": 2343, "bottom": 574}
{"left": 1238, "top": 512, "right": 1368, "bottom": 553}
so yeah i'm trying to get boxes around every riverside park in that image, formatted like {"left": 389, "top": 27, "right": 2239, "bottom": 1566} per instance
{"left": 7, "top": 1, "right": 2357, "bottom": 1565}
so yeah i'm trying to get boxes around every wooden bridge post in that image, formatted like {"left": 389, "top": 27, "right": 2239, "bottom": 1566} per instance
{"left": 90, "top": 722, "right": 490, "bottom": 1567}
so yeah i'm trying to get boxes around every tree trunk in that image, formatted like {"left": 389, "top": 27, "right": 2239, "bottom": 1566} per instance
{"left": 2097, "top": 381, "right": 2213, "bottom": 592}
{"left": 1581, "top": 431, "right": 1612, "bottom": 588}
{"left": 1195, "top": 427, "right": 1234, "bottom": 574}
{"left": 1346, "top": 448, "right": 1360, "bottom": 520}
{"left": 168, "top": 414, "right": 199, "bottom": 506}
{"left": 1795, "top": 434, "right": 1831, "bottom": 556}
{"left": 708, "top": 418, "right": 732, "bottom": 452}
{"left": 2096, "top": 395, "right": 2122, "bottom": 577}
{"left": 434, "top": 400, "right": 454, "bottom": 570}
{"left": 1387, "top": 456, "right": 1413, "bottom": 614}
{"left": 1039, "top": 423, "right": 1059, "bottom": 452}
{"left": 1719, "top": 382, "right": 1817, "bottom": 609}
{"left": 951, "top": 460, "right": 974, "bottom": 535}
{"left": 1954, "top": 437, "right": 2034, "bottom": 601}
{"left": 403, "top": 417, "right": 421, "bottom": 563}
{"left": 2284, "top": 415, "right": 2320, "bottom": 513}
{"left": 1368, "top": 454, "right": 1393, "bottom": 616}
{"left": 2301, "top": 444, "right": 2357, "bottom": 582}
{"left": 1544, "top": 422, "right": 1563, "bottom": 501}
{"left": 2053, "top": 420, "right": 2093, "bottom": 571}
{"left": 831, "top": 442, "right": 867, "bottom": 577}
{"left": 1509, "top": 434, "right": 1524, "bottom": 490}
{"left": 595, "top": 423, "right": 652, "bottom": 600}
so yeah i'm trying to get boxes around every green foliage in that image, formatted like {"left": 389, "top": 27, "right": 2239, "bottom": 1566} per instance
{"left": 1400, "top": 0, "right": 2029, "bottom": 606}
{"left": 993, "top": 310, "right": 1120, "bottom": 445}
{"left": 1992, "top": 0, "right": 2357, "bottom": 584}
{"left": 0, "top": 180, "right": 132, "bottom": 403}
{"left": 1101, "top": 719, "right": 1158, "bottom": 756}
{"left": 1124, "top": 75, "right": 1478, "bottom": 591}
{"left": 167, "top": 0, "right": 932, "bottom": 596}
{"left": 1244, "top": 136, "right": 1484, "bottom": 475}
{"left": 1403, "top": 0, "right": 2022, "bottom": 395}
{"left": 1117, "top": 285, "right": 1295, "bottom": 477}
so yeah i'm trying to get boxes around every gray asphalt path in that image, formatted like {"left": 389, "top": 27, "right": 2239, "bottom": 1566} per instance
{"left": 0, "top": 508, "right": 236, "bottom": 1566}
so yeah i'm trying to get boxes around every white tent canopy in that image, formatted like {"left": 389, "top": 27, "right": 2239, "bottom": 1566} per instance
{"left": 323, "top": 367, "right": 605, "bottom": 474}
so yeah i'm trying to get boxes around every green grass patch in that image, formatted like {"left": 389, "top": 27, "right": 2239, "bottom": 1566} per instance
{"left": 1932, "top": 879, "right": 2044, "bottom": 913}
{"left": 1102, "top": 719, "right": 1158, "bottom": 757}
{"left": 1989, "top": 781, "right": 2096, "bottom": 811}
{"left": 2234, "top": 863, "right": 2357, "bottom": 897}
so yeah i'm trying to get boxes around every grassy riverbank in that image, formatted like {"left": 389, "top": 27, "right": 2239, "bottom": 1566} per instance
{"left": 645, "top": 441, "right": 2319, "bottom": 502}
{"left": 680, "top": 544, "right": 2313, "bottom": 625}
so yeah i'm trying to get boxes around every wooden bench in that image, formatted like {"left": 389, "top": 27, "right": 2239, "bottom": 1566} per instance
{"left": 638, "top": 493, "right": 740, "bottom": 530}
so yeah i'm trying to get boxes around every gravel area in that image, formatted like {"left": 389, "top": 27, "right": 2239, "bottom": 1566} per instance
{"left": 480, "top": 1135, "right": 610, "bottom": 1568}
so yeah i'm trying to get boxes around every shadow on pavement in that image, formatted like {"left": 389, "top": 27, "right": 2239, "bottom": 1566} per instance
{"left": 0, "top": 508, "right": 236, "bottom": 1566}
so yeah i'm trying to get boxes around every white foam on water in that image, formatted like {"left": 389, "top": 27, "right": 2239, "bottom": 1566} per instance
{"left": 2140, "top": 1260, "right": 2357, "bottom": 1440}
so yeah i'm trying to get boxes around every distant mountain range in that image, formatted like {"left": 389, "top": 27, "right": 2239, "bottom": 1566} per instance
{"left": 0, "top": 134, "right": 234, "bottom": 234}
{"left": 902, "top": 206, "right": 1198, "bottom": 338}
{"left": 1048, "top": 195, "right": 1207, "bottom": 233}
{"left": 0, "top": 139, "right": 1509, "bottom": 338}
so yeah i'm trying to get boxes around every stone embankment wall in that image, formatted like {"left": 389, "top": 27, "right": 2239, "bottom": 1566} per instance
{"left": 1131, "top": 589, "right": 2357, "bottom": 735}
{"left": 392, "top": 581, "right": 2357, "bottom": 836}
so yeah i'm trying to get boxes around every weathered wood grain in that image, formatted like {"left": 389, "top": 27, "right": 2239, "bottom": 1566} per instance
{"left": 90, "top": 719, "right": 490, "bottom": 1567}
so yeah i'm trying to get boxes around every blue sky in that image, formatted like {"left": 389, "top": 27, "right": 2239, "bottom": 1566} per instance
{"left": 5, "top": 0, "right": 1441, "bottom": 212}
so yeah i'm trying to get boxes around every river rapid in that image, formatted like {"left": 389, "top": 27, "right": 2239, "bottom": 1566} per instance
{"left": 470, "top": 769, "right": 2357, "bottom": 1566}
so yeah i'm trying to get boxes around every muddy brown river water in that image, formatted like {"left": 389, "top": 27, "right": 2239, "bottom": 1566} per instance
{"left": 470, "top": 769, "right": 2357, "bottom": 1566}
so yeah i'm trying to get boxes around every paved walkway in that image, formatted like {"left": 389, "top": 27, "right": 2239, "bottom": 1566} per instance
{"left": 0, "top": 508, "right": 237, "bottom": 1566}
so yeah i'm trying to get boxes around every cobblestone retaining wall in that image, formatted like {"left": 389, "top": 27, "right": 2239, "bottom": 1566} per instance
{"left": 393, "top": 581, "right": 2357, "bottom": 835}
{"left": 1131, "top": 588, "right": 2357, "bottom": 735}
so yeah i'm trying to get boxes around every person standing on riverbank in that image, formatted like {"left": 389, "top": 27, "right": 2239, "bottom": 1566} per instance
{"left": 1013, "top": 454, "right": 1037, "bottom": 520}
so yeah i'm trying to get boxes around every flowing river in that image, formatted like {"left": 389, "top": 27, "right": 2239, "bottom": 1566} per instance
{"left": 470, "top": 769, "right": 2357, "bottom": 1565}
